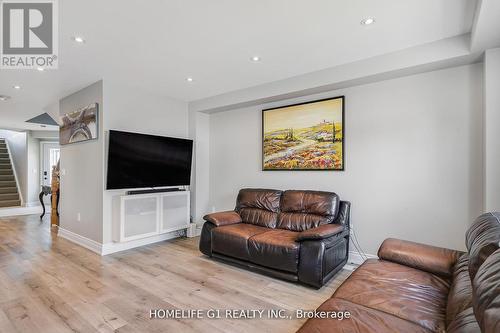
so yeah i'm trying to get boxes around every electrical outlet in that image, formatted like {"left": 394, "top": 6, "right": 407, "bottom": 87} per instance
{"left": 77, "top": 213, "right": 81, "bottom": 222}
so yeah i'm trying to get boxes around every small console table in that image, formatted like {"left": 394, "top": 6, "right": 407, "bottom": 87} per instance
{"left": 39, "top": 186, "right": 52, "bottom": 219}
{"left": 39, "top": 185, "right": 60, "bottom": 219}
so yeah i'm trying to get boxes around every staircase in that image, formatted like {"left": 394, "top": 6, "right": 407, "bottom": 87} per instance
{"left": 0, "top": 139, "right": 21, "bottom": 208}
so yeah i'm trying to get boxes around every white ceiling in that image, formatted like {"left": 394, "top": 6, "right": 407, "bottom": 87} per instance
{"left": 0, "top": 0, "right": 478, "bottom": 130}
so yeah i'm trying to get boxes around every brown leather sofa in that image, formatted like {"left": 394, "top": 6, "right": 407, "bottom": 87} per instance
{"left": 297, "top": 212, "right": 500, "bottom": 333}
{"left": 199, "top": 188, "right": 351, "bottom": 288}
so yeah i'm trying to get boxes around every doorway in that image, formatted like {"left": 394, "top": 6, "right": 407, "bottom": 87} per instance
{"left": 40, "top": 142, "right": 60, "bottom": 204}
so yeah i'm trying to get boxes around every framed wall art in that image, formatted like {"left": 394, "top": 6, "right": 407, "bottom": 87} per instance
{"left": 60, "top": 103, "right": 99, "bottom": 145}
{"left": 262, "top": 96, "right": 344, "bottom": 170}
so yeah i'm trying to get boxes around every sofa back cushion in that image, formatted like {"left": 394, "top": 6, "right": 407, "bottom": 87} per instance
{"left": 277, "top": 190, "right": 339, "bottom": 231}
{"left": 465, "top": 212, "right": 500, "bottom": 280}
{"left": 235, "top": 188, "right": 282, "bottom": 228}
{"left": 446, "top": 254, "right": 473, "bottom": 327}
{"left": 471, "top": 248, "right": 500, "bottom": 333}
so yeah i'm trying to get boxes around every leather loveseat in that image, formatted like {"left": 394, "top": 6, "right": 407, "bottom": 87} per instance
{"left": 297, "top": 212, "right": 500, "bottom": 333}
{"left": 199, "top": 188, "right": 351, "bottom": 288}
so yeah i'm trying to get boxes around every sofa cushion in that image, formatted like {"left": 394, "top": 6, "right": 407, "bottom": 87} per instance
{"left": 297, "top": 298, "right": 431, "bottom": 333}
{"left": 465, "top": 212, "right": 500, "bottom": 280}
{"left": 211, "top": 224, "right": 270, "bottom": 261}
{"left": 277, "top": 213, "right": 331, "bottom": 232}
{"left": 447, "top": 308, "right": 482, "bottom": 333}
{"left": 471, "top": 248, "right": 500, "bottom": 333}
{"left": 446, "top": 254, "right": 473, "bottom": 327}
{"left": 248, "top": 229, "right": 300, "bottom": 273}
{"left": 277, "top": 190, "right": 339, "bottom": 231}
{"left": 333, "top": 259, "right": 450, "bottom": 332}
{"left": 236, "top": 188, "right": 282, "bottom": 228}
{"left": 239, "top": 208, "right": 279, "bottom": 228}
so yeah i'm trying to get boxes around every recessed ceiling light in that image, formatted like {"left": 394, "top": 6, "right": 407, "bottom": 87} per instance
{"left": 0, "top": 95, "right": 11, "bottom": 101}
{"left": 72, "top": 36, "right": 85, "bottom": 43}
{"left": 13, "top": 85, "right": 21, "bottom": 90}
{"left": 37, "top": 67, "right": 45, "bottom": 71}
{"left": 186, "top": 77, "right": 193, "bottom": 82}
{"left": 250, "top": 56, "right": 261, "bottom": 62}
{"left": 361, "top": 17, "right": 375, "bottom": 25}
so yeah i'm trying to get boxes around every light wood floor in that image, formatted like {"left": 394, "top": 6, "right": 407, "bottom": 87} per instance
{"left": 0, "top": 215, "right": 350, "bottom": 333}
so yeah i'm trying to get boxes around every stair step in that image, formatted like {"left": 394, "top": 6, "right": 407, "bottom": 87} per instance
{"left": 0, "top": 180, "right": 16, "bottom": 187}
{"left": 0, "top": 149, "right": 7, "bottom": 154}
{"left": 0, "top": 163, "right": 12, "bottom": 169}
{"left": 0, "top": 200, "right": 21, "bottom": 208}
{"left": 0, "top": 175, "right": 14, "bottom": 181}
{"left": 0, "top": 169, "right": 13, "bottom": 175}
{"left": 0, "top": 187, "right": 17, "bottom": 194}
{"left": 0, "top": 153, "right": 8, "bottom": 158}
{"left": 0, "top": 193, "right": 19, "bottom": 201}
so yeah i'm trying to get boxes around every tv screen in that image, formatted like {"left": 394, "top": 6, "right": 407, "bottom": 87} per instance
{"left": 106, "top": 130, "right": 193, "bottom": 190}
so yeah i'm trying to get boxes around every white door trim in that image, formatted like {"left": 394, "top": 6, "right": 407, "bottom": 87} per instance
{"left": 39, "top": 140, "right": 59, "bottom": 188}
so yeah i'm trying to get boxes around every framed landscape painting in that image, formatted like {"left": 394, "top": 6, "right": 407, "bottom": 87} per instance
{"left": 262, "top": 96, "right": 344, "bottom": 171}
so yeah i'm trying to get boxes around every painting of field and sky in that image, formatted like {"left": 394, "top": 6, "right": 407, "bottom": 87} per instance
{"left": 262, "top": 97, "right": 344, "bottom": 170}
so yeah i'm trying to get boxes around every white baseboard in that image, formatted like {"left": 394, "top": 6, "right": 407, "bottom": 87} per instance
{"left": 26, "top": 201, "right": 42, "bottom": 207}
{"left": 348, "top": 250, "right": 378, "bottom": 266}
{"left": 58, "top": 227, "right": 183, "bottom": 256}
{"left": 0, "top": 206, "right": 42, "bottom": 217}
{"left": 101, "top": 232, "right": 180, "bottom": 255}
{"left": 58, "top": 224, "right": 375, "bottom": 264}
{"left": 186, "top": 223, "right": 202, "bottom": 238}
{"left": 57, "top": 227, "right": 102, "bottom": 254}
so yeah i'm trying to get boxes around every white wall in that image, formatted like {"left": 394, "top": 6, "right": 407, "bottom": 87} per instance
{"left": 484, "top": 48, "right": 500, "bottom": 212}
{"left": 26, "top": 132, "right": 40, "bottom": 205}
{"left": 59, "top": 81, "right": 104, "bottom": 243}
{"left": 102, "top": 81, "right": 189, "bottom": 244}
{"left": 31, "top": 130, "right": 59, "bottom": 140}
{"left": 208, "top": 64, "right": 484, "bottom": 254}
{"left": 188, "top": 109, "right": 210, "bottom": 224}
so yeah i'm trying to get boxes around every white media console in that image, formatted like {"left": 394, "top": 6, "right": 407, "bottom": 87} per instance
{"left": 113, "top": 190, "right": 191, "bottom": 243}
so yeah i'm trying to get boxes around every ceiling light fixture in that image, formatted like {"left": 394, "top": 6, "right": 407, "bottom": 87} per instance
{"left": 186, "top": 77, "right": 193, "bottom": 82}
{"left": 250, "top": 56, "right": 261, "bottom": 62}
{"left": 0, "top": 95, "right": 11, "bottom": 101}
{"left": 360, "top": 17, "right": 375, "bottom": 25}
{"left": 13, "top": 85, "right": 21, "bottom": 90}
{"left": 72, "top": 36, "right": 85, "bottom": 43}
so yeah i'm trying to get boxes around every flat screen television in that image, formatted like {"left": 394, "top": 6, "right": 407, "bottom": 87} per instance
{"left": 106, "top": 130, "right": 193, "bottom": 190}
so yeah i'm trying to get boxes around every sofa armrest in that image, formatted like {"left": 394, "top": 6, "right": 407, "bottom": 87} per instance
{"left": 203, "top": 211, "right": 242, "bottom": 227}
{"left": 297, "top": 224, "right": 345, "bottom": 241}
{"left": 334, "top": 201, "right": 351, "bottom": 227}
{"left": 378, "top": 238, "right": 463, "bottom": 278}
